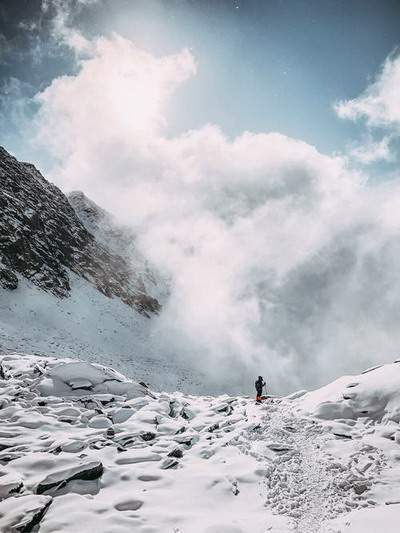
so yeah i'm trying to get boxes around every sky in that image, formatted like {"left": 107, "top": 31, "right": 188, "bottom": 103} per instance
{"left": 1, "top": 0, "right": 400, "bottom": 393}
{"left": 1, "top": 0, "right": 400, "bottom": 159}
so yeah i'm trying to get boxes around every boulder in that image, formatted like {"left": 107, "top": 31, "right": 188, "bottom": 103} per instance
{"left": 0, "top": 494, "right": 52, "bottom": 532}
{"left": 0, "top": 472, "right": 23, "bottom": 500}
{"left": 36, "top": 461, "right": 103, "bottom": 494}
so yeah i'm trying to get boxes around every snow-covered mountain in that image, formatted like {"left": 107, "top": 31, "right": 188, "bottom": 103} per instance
{"left": 67, "top": 190, "right": 164, "bottom": 299}
{"left": 0, "top": 147, "right": 199, "bottom": 390}
{"left": 0, "top": 147, "right": 160, "bottom": 315}
{"left": 1, "top": 353, "right": 400, "bottom": 532}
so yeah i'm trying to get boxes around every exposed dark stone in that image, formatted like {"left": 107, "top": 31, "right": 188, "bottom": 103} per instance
{"left": 160, "top": 458, "right": 179, "bottom": 470}
{"left": 0, "top": 478, "right": 23, "bottom": 501}
{"left": 174, "top": 435, "right": 196, "bottom": 448}
{"left": 17, "top": 496, "right": 52, "bottom": 533}
{"left": 168, "top": 448, "right": 183, "bottom": 458}
{"left": 333, "top": 432, "right": 352, "bottom": 439}
{"left": 140, "top": 432, "right": 156, "bottom": 442}
{"left": 0, "top": 441, "right": 16, "bottom": 452}
{"left": 353, "top": 482, "right": 369, "bottom": 495}
{"left": 0, "top": 147, "right": 160, "bottom": 316}
{"left": 0, "top": 452, "right": 22, "bottom": 464}
{"left": 36, "top": 461, "right": 103, "bottom": 494}
{"left": 0, "top": 268, "right": 18, "bottom": 290}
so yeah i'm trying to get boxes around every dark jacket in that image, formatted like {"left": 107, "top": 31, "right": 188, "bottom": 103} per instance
{"left": 255, "top": 378, "right": 266, "bottom": 394}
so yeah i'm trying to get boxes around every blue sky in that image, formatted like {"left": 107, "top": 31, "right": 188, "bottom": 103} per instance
{"left": 1, "top": 0, "right": 400, "bottom": 158}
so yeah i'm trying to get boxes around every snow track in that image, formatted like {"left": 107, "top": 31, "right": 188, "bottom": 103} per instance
{"left": 0, "top": 354, "right": 398, "bottom": 532}
{"left": 234, "top": 399, "right": 385, "bottom": 532}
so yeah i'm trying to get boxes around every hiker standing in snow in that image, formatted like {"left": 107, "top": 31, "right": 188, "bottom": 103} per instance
{"left": 255, "top": 375, "right": 266, "bottom": 402}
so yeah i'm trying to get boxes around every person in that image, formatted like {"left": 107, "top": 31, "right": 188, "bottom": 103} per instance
{"left": 255, "top": 375, "right": 266, "bottom": 402}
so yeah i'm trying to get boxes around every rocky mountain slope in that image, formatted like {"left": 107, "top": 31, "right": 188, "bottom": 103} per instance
{"left": 1, "top": 353, "right": 400, "bottom": 532}
{"left": 0, "top": 147, "right": 159, "bottom": 316}
{"left": 0, "top": 147, "right": 198, "bottom": 392}
{"left": 68, "top": 190, "right": 165, "bottom": 299}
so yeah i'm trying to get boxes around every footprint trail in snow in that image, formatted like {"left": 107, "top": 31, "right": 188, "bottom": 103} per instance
{"left": 234, "top": 398, "right": 385, "bottom": 532}
{"left": 0, "top": 353, "right": 399, "bottom": 533}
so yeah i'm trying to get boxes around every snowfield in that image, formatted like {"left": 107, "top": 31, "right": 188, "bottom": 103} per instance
{"left": 1, "top": 355, "right": 400, "bottom": 532}
{"left": 0, "top": 276, "right": 203, "bottom": 394}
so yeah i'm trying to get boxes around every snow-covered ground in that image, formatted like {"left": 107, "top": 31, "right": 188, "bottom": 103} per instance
{"left": 1, "top": 354, "right": 400, "bottom": 532}
{"left": 0, "top": 275, "right": 202, "bottom": 393}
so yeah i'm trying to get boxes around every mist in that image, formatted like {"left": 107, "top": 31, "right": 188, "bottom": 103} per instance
{"left": 10, "top": 3, "right": 400, "bottom": 394}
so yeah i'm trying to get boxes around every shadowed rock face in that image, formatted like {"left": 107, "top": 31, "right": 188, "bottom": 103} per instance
{"left": 36, "top": 461, "right": 104, "bottom": 495}
{"left": 0, "top": 147, "right": 160, "bottom": 317}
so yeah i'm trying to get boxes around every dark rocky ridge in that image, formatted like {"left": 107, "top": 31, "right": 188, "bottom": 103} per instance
{"left": 0, "top": 146, "right": 160, "bottom": 316}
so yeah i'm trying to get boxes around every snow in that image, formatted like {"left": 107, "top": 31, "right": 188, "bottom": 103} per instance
{"left": 0, "top": 274, "right": 202, "bottom": 393}
{"left": 39, "top": 361, "right": 148, "bottom": 399}
{"left": 0, "top": 354, "right": 282, "bottom": 533}
{"left": 2, "top": 354, "right": 400, "bottom": 531}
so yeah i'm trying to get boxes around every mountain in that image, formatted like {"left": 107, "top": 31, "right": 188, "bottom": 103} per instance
{"left": 1, "top": 352, "right": 400, "bottom": 532}
{"left": 0, "top": 147, "right": 201, "bottom": 391}
{"left": 67, "top": 190, "right": 164, "bottom": 299}
{"left": 0, "top": 146, "right": 159, "bottom": 316}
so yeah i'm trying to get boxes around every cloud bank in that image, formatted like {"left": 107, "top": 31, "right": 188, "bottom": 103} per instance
{"left": 31, "top": 33, "right": 400, "bottom": 393}
{"left": 335, "top": 51, "right": 400, "bottom": 130}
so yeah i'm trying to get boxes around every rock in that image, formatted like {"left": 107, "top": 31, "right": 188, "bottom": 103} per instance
{"left": 160, "top": 458, "right": 179, "bottom": 470}
{"left": 0, "top": 147, "right": 160, "bottom": 315}
{"left": 140, "top": 432, "right": 156, "bottom": 442}
{"left": 0, "top": 268, "right": 18, "bottom": 290}
{"left": 213, "top": 402, "right": 232, "bottom": 414}
{"left": 333, "top": 431, "right": 352, "bottom": 439}
{"left": 353, "top": 482, "right": 369, "bottom": 495}
{"left": 60, "top": 440, "right": 87, "bottom": 453}
{"left": 115, "top": 453, "right": 161, "bottom": 465}
{"left": 174, "top": 434, "right": 199, "bottom": 448}
{"left": 0, "top": 472, "right": 23, "bottom": 500}
{"left": 55, "top": 407, "right": 81, "bottom": 418}
{"left": 36, "top": 461, "right": 103, "bottom": 494}
{"left": 111, "top": 407, "right": 134, "bottom": 424}
{"left": 181, "top": 406, "right": 196, "bottom": 420}
{"left": 88, "top": 416, "right": 112, "bottom": 429}
{"left": 68, "top": 378, "right": 93, "bottom": 390}
{"left": 0, "top": 452, "right": 23, "bottom": 464}
{"left": 115, "top": 499, "right": 143, "bottom": 511}
{"left": 168, "top": 448, "right": 184, "bottom": 458}
{"left": 0, "top": 494, "right": 52, "bottom": 532}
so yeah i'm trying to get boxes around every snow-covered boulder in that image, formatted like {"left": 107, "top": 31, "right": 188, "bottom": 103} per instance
{"left": 36, "top": 461, "right": 103, "bottom": 495}
{"left": 37, "top": 361, "right": 151, "bottom": 399}
{"left": 0, "top": 494, "right": 52, "bottom": 531}
{"left": 298, "top": 362, "right": 400, "bottom": 423}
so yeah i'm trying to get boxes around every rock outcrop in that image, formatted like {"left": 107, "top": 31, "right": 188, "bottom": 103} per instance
{"left": 0, "top": 147, "right": 160, "bottom": 317}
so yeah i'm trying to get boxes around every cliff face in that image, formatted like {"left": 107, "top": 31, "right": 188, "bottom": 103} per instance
{"left": 0, "top": 147, "right": 160, "bottom": 317}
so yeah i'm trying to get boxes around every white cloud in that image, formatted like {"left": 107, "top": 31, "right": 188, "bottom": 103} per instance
{"left": 335, "top": 51, "right": 400, "bottom": 131}
{"left": 40, "top": 0, "right": 101, "bottom": 53}
{"left": 347, "top": 136, "right": 395, "bottom": 165}
{"left": 32, "top": 36, "right": 400, "bottom": 393}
